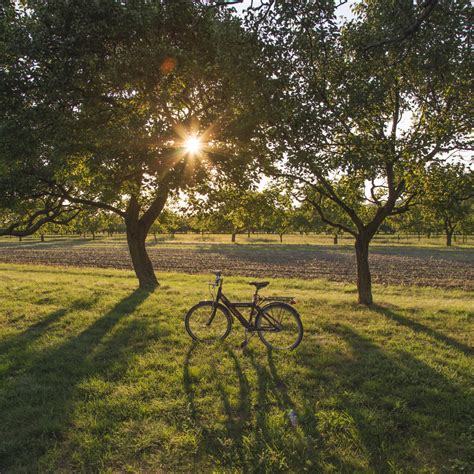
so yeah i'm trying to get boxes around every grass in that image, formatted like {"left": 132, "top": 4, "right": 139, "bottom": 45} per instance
{"left": 1, "top": 231, "right": 473, "bottom": 248}
{"left": 0, "top": 263, "right": 473, "bottom": 472}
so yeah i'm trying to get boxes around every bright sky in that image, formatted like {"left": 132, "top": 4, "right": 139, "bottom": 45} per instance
{"left": 233, "top": 0, "right": 357, "bottom": 20}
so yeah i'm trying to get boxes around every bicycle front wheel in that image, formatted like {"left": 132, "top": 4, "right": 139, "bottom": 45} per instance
{"left": 256, "top": 302, "right": 303, "bottom": 350}
{"left": 185, "top": 301, "right": 232, "bottom": 343}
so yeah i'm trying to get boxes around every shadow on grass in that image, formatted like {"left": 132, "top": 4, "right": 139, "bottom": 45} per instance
{"left": 1, "top": 265, "right": 133, "bottom": 279}
{"left": 304, "top": 322, "right": 474, "bottom": 471}
{"left": 183, "top": 343, "right": 251, "bottom": 469}
{"left": 0, "top": 288, "right": 153, "bottom": 471}
{"left": 183, "top": 344, "right": 336, "bottom": 471}
{"left": 0, "top": 296, "right": 100, "bottom": 377}
{"left": 181, "top": 311, "right": 474, "bottom": 472}
{"left": 373, "top": 304, "right": 473, "bottom": 356}
{"left": 0, "top": 238, "right": 94, "bottom": 250}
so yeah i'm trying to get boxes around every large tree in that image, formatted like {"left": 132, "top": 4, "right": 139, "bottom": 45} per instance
{"left": 0, "top": 0, "right": 261, "bottom": 288}
{"left": 250, "top": 0, "right": 472, "bottom": 304}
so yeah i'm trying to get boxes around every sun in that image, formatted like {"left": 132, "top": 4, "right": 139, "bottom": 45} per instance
{"left": 184, "top": 135, "right": 201, "bottom": 155}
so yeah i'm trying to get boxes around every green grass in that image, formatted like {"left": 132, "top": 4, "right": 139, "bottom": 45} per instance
{"left": 2, "top": 231, "right": 473, "bottom": 248}
{"left": 0, "top": 264, "right": 473, "bottom": 472}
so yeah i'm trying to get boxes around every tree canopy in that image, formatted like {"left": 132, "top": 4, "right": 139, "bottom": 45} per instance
{"left": 0, "top": 0, "right": 265, "bottom": 288}
{"left": 246, "top": 0, "right": 473, "bottom": 304}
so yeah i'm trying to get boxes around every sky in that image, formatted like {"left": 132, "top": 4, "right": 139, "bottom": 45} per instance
{"left": 233, "top": 0, "right": 357, "bottom": 21}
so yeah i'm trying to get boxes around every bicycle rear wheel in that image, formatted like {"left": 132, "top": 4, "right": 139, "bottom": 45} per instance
{"left": 256, "top": 302, "right": 303, "bottom": 350}
{"left": 185, "top": 301, "right": 232, "bottom": 343}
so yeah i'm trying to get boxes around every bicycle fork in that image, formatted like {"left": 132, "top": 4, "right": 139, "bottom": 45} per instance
{"left": 206, "top": 302, "right": 218, "bottom": 326}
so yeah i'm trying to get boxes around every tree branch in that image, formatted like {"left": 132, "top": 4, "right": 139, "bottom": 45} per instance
{"left": 139, "top": 185, "right": 170, "bottom": 233}
{"left": 363, "top": 0, "right": 439, "bottom": 51}
{"left": 305, "top": 197, "right": 357, "bottom": 237}
{"left": 278, "top": 171, "right": 364, "bottom": 230}
{"left": 0, "top": 203, "right": 80, "bottom": 237}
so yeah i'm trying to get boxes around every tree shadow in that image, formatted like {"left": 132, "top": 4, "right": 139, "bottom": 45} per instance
{"left": 11, "top": 266, "right": 132, "bottom": 280}
{"left": 0, "top": 238, "right": 93, "bottom": 250}
{"left": 373, "top": 304, "right": 473, "bottom": 356}
{"left": 0, "top": 296, "right": 100, "bottom": 378}
{"left": 183, "top": 343, "right": 251, "bottom": 470}
{"left": 302, "top": 322, "right": 474, "bottom": 472}
{"left": 0, "top": 288, "right": 153, "bottom": 471}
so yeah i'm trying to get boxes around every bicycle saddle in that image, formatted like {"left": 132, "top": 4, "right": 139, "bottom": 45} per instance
{"left": 249, "top": 281, "right": 270, "bottom": 289}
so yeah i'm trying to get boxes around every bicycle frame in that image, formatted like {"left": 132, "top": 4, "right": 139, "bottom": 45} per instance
{"left": 209, "top": 280, "right": 280, "bottom": 332}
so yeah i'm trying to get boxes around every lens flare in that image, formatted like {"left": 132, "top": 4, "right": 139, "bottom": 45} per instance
{"left": 184, "top": 136, "right": 201, "bottom": 155}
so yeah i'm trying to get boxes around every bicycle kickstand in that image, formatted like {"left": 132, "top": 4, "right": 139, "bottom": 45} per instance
{"left": 240, "top": 330, "right": 249, "bottom": 349}
{"left": 240, "top": 328, "right": 254, "bottom": 349}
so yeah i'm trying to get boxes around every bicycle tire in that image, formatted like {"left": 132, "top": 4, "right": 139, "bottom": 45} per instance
{"left": 185, "top": 301, "right": 232, "bottom": 343}
{"left": 256, "top": 302, "right": 303, "bottom": 350}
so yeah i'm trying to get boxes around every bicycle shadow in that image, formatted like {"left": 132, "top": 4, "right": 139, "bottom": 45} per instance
{"left": 0, "top": 288, "right": 153, "bottom": 471}
{"left": 183, "top": 342, "right": 330, "bottom": 471}
{"left": 183, "top": 342, "right": 251, "bottom": 469}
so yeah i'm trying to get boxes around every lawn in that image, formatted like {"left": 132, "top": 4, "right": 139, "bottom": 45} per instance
{"left": 0, "top": 264, "right": 473, "bottom": 472}
{"left": 1, "top": 232, "right": 473, "bottom": 248}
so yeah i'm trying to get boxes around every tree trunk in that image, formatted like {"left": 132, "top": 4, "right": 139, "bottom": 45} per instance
{"left": 446, "top": 231, "right": 453, "bottom": 246}
{"left": 279, "top": 233, "right": 283, "bottom": 243}
{"left": 231, "top": 232, "right": 236, "bottom": 243}
{"left": 355, "top": 236, "right": 373, "bottom": 306}
{"left": 92, "top": 232, "right": 96, "bottom": 240}
{"left": 126, "top": 223, "right": 158, "bottom": 290}
{"left": 247, "top": 229, "right": 251, "bottom": 238}
{"left": 445, "top": 219, "right": 454, "bottom": 247}
{"left": 40, "top": 234, "right": 45, "bottom": 242}
{"left": 333, "top": 233, "right": 338, "bottom": 245}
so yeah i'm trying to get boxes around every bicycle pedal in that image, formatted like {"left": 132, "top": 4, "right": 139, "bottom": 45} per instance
{"left": 240, "top": 340, "right": 249, "bottom": 349}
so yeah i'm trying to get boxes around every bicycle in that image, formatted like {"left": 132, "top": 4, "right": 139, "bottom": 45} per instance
{"left": 184, "top": 271, "right": 304, "bottom": 350}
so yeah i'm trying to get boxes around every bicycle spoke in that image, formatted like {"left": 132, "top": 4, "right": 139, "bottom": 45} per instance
{"left": 257, "top": 303, "right": 302, "bottom": 350}
{"left": 186, "top": 303, "right": 231, "bottom": 342}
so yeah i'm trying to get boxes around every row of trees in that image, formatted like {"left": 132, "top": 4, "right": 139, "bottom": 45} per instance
{"left": 17, "top": 164, "right": 473, "bottom": 246}
{"left": 1, "top": 1, "right": 472, "bottom": 304}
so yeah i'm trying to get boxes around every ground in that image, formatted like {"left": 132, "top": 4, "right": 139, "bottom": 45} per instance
{"left": 0, "top": 264, "right": 472, "bottom": 472}
{"left": 0, "top": 234, "right": 473, "bottom": 290}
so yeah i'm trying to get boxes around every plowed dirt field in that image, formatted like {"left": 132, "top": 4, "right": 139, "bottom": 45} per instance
{"left": 0, "top": 240, "right": 472, "bottom": 290}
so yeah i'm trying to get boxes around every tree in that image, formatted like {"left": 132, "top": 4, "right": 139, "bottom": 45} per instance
{"left": 157, "top": 209, "right": 186, "bottom": 238}
{"left": 263, "top": 188, "right": 293, "bottom": 243}
{"left": 289, "top": 201, "right": 321, "bottom": 236}
{"left": 387, "top": 203, "right": 441, "bottom": 242}
{"left": 1, "top": 1, "right": 263, "bottom": 288}
{"left": 421, "top": 162, "right": 473, "bottom": 246}
{"left": 251, "top": 0, "right": 472, "bottom": 304}
{"left": 187, "top": 182, "right": 269, "bottom": 242}
{"left": 72, "top": 210, "right": 108, "bottom": 240}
